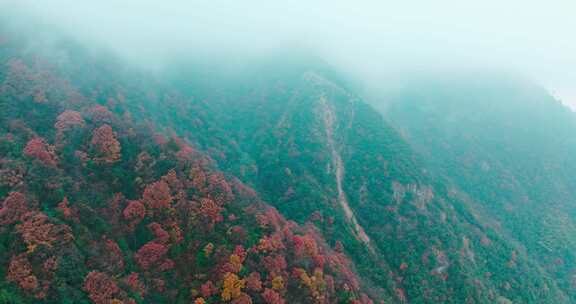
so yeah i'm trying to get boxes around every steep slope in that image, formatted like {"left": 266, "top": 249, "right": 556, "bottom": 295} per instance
{"left": 382, "top": 75, "right": 576, "bottom": 301}
{"left": 159, "top": 63, "right": 569, "bottom": 302}
{"left": 0, "top": 24, "right": 378, "bottom": 304}
{"left": 317, "top": 91, "right": 372, "bottom": 250}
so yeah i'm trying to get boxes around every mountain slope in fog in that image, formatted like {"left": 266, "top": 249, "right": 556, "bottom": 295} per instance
{"left": 0, "top": 24, "right": 378, "bottom": 304}
{"left": 157, "top": 61, "right": 570, "bottom": 302}
{"left": 382, "top": 75, "right": 576, "bottom": 301}
{"left": 0, "top": 23, "right": 574, "bottom": 304}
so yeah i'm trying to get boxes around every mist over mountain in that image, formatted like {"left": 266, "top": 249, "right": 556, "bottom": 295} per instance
{"left": 1, "top": 2, "right": 576, "bottom": 304}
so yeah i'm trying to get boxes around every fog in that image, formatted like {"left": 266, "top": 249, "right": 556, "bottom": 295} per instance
{"left": 3, "top": 0, "right": 576, "bottom": 108}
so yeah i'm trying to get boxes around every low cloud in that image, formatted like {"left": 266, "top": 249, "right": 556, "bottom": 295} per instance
{"left": 3, "top": 0, "right": 576, "bottom": 106}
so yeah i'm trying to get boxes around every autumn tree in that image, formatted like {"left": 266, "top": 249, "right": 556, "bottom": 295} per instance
{"left": 134, "top": 241, "right": 168, "bottom": 270}
{"left": 0, "top": 191, "right": 27, "bottom": 225}
{"left": 57, "top": 196, "right": 79, "bottom": 222}
{"left": 23, "top": 137, "right": 58, "bottom": 166}
{"left": 6, "top": 254, "right": 36, "bottom": 290}
{"left": 123, "top": 272, "right": 146, "bottom": 298}
{"left": 198, "top": 197, "right": 223, "bottom": 228}
{"left": 221, "top": 252, "right": 244, "bottom": 274}
{"left": 271, "top": 276, "right": 284, "bottom": 291}
{"left": 200, "top": 280, "right": 216, "bottom": 298}
{"left": 55, "top": 110, "right": 85, "bottom": 139}
{"left": 123, "top": 200, "right": 146, "bottom": 229}
{"left": 206, "top": 172, "right": 234, "bottom": 205}
{"left": 245, "top": 272, "right": 262, "bottom": 292}
{"left": 87, "top": 238, "right": 125, "bottom": 274}
{"left": 16, "top": 211, "right": 73, "bottom": 252}
{"left": 90, "top": 124, "right": 121, "bottom": 164}
{"left": 87, "top": 105, "right": 114, "bottom": 123}
{"left": 148, "top": 222, "right": 170, "bottom": 244}
{"left": 231, "top": 293, "right": 252, "bottom": 304}
{"left": 261, "top": 288, "right": 285, "bottom": 304}
{"left": 221, "top": 273, "right": 245, "bottom": 301}
{"left": 83, "top": 271, "right": 120, "bottom": 304}
{"left": 142, "top": 180, "right": 172, "bottom": 209}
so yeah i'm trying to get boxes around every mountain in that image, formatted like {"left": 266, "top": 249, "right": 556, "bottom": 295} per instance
{"left": 381, "top": 75, "right": 576, "bottom": 302}
{"left": 156, "top": 64, "right": 574, "bottom": 302}
{"left": 1, "top": 21, "right": 575, "bottom": 304}
{"left": 0, "top": 25, "right": 376, "bottom": 304}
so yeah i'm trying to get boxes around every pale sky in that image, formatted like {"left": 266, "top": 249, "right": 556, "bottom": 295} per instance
{"left": 2, "top": 0, "right": 576, "bottom": 108}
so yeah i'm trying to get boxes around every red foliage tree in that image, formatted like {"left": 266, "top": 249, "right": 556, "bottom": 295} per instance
{"left": 175, "top": 143, "right": 199, "bottom": 164}
{"left": 90, "top": 124, "right": 121, "bottom": 164}
{"left": 198, "top": 197, "right": 223, "bottom": 228}
{"left": 43, "top": 257, "right": 58, "bottom": 273}
{"left": 142, "top": 180, "right": 172, "bottom": 209}
{"left": 206, "top": 172, "right": 234, "bottom": 205}
{"left": 0, "top": 160, "right": 25, "bottom": 187}
{"left": 56, "top": 197, "right": 79, "bottom": 222}
{"left": 261, "top": 288, "right": 285, "bottom": 304}
{"left": 19, "top": 274, "right": 38, "bottom": 290}
{"left": 55, "top": 110, "right": 85, "bottom": 134}
{"left": 0, "top": 191, "right": 27, "bottom": 225}
{"left": 188, "top": 164, "right": 207, "bottom": 192}
{"left": 6, "top": 254, "right": 35, "bottom": 290}
{"left": 87, "top": 105, "right": 114, "bottom": 123}
{"left": 23, "top": 137, "right": 58, "bottom": 166}
{"left": 16, "top": 211, "right": 73, "bottom": 252}
{"left": 257, "top": 234, "right": 285, "bottom": 253}
{"left": 262, "top": 255, "right": 287, "bottom": 277}
{"left": 161, "top": 169, "right": 183, "bottom": 196}
{"left": 166, "top": 221, "right": 183, "bottom": 244}
{"left": 246, "top": 272, "right": 262, "bottom": 292}
{"left": 134, "top": 242, "right": 168, "bottom": 270}
{"left": 232, "top": 293, "right": 253, "bottom": 304}
{"left": 148, "top": 222, "right": 170, "bottom": 244}
{"left": 83, "top": 271, "right": 119, "bottom": 304}
{"left": 158, "top": 259, "right": 175, "bottom": 271}
{"left": 123, "top": 272, "right": 146, "bottom": 297}
{"left": 123, "top": 200, "right": 146, "bottom": 228}
{"left": 201, "top": 280, "right": 216, "bottom": 298}
{"left": 104, "top": 238, "right": 125, "bottom": 272}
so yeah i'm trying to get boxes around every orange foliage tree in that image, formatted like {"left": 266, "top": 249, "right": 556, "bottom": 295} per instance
{"left": 221, "top": 272, "right": 245, "bottom": 301}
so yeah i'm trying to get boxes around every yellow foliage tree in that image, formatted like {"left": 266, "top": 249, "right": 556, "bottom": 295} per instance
{"left": 229, "top": 254, "right": 243, "bottom": 272}
{"left": 271, "top": 275, "right": 284, "bottom": 291}
{"left": 221, "top": 273, "right": 245, "bottom": 301}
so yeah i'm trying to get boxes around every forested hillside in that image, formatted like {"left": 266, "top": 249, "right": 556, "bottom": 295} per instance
{"left": 383, "top": 76, "right": 576, "bottom": 301}
{"left": 0, "top": 25, "right": 377, "bottom": 304}
{"left": 1, "top": 19, "right": 575, "bottom": 304}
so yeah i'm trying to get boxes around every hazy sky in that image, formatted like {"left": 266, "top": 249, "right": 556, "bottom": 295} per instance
{"left": 3, "top": 0, "right": 576, "bottom": 108}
